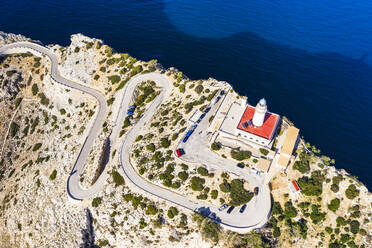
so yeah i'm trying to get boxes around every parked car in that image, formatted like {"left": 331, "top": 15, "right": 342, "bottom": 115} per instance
{"left": 205, "top": 107, "right": 211, "bottom": 113}
{"left": 214, "top": 96, "right": 221, "bottom": 104}
{"left": 237, "top": 163, "right": 244, "bottom": 169}
{"left": 182, "top": 136, "right": 189, "bottom": 143}
{"left": 176, "top": 148, "right": 185, "bottom": 158}
{"left": 220, "top": 90, "right": 225, "bottom": 95}
{"left": 227, "top": 206, "right": 235, "bottom": 214}
{"left": 197, "top": 113, "right": 206, "bottom": 123}
{"left": 218, "top": 204, "right": 228, "bottom": 211}
{"left": 127, "top": 105, "right": 136, "bottom": 115}
{"left": 254, "top": 187, "right": 259, "bottom": 196}
{"left": 239, "top": 204, "right": 247, "bottom": 213}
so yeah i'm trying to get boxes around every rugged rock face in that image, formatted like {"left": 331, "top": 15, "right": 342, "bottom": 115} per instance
{"left": 0, "top": 32, "right": 214, "bottom": 248}
{"left": 0, "top": 31, "right": 40, "bottom": 46}
{"left": 0, "top": 32, "right": 370, "bottom": 248}
{"left": 52, "top": 34, "right": 102, "bottom": 88}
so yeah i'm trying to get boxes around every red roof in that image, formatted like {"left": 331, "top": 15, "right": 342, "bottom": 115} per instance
{"left": 291, "top": 180, "right": 300, "bottom": 191}
{"left": 237, "top": 105, "right": 279, "bottom": 140}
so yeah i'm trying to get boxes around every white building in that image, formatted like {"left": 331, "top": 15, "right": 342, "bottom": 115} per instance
{"left": 216, "top": 98, "right": 280, "bottom": 149}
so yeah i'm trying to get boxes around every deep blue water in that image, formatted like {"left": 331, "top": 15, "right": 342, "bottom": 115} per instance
{"left": 1, "top": 0, "right": 371, "bottom": 189}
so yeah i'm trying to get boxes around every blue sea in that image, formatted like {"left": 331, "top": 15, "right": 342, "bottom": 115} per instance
{"left": 1, "top": 0, "right": 371, "bottom": 189}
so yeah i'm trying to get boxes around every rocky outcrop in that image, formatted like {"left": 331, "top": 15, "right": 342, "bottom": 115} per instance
{"left": 53, "top": 34, "right": 102, "bottom": 87}
{"left": 0, "top": 31, "right": 41, "bottom": 47}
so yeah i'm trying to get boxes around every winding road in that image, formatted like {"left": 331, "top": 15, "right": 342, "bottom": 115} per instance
{"left": 0, "top": 42, "right": 271, "bottom": 232}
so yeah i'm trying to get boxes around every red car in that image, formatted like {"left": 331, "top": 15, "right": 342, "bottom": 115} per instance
{"left": 176, "top": 148, "right": 185, "bottom": 157}
{"left": 254, "top": 187, "right": 259, "bottom": 196}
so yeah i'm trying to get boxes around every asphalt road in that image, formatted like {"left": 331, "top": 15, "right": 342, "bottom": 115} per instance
{"left": 0, "top": 42, "right": 108, "bottom": 199}
{"left": 0, "top": 42, "right": 271, "bottom": 232}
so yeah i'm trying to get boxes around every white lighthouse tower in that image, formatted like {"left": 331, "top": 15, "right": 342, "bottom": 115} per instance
{"left": 252, "top": 98, "right": 267, "bottom": 127}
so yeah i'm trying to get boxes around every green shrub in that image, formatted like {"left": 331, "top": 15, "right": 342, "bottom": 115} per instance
{"left": 74, "top": 47, "right": 80, "bottom": 53}
{"left": 32, "top": 143, "right": 42, "bottom": 151}
{"left": 171, "top": 181, "right": 181, "bottom": 189}
{"left": 85, "top": 42, "right": 93, "bottom": 50}
{"left": 97, "top": 239, "right": 109, "bottom": 246}
{"left": 112, "top": 170, "right": 125, "bottom": 186}
{"left": 179, "top": 84, "right": 185, "bottom": 93}
{"left": 202, "top": 220, "right": 220, "bottom": 243}
{"left": 146, "top": 143, "right": 155, "bottom": 152}
{"left": 197, "top": 167, "right": 209, "bottom": 176}
{"left": 332, "top": 175, "right": 343, "bottom": 185}
{"left": 38, "top": 93, "right": 50, "bottom": 106}
{"left": 124, "top": 193, "right": 133, "bottom": 202}
{"left": 330, "top": 183, "right": 339, "bottom": 193}
{"left": 230, "top": 149, "right": 251, "bottom": 161}
{"left": 181, "top": 163, "right": 188, "bottom": 170}
{"left": 171, "top": 133, "right": 178, "bottom": 141}
{"left": 345, "top": 184, "right": 359, "bottom": 199}
{"left": 108, "top": 75, "right": 120, "bottom": 84}
{"left": 105, "top": 47, "right": 113, "bottom": 57}
{"left": 219, "top": 180, "right": 231, "bottom": 193}
{"left": 190, "top": 176, "right": 205, "bottom": 191}
{"left": 340, "top": 233, "right": 350, "bottom": 243}
{"left": 259, "top": 148, "right": 269, "bottom": 156}
{"left": 14, "top": 97, "right": 22, "bottom": 108}
{"left": 207, "top": 90, "right": 218, "bottom": 101}
{"left": 122, "top": 117, "right": 130, "bottom": 128}
{"left": 178, "top": 171, "right": 188, "bottom": 181}
{"left": 10, "top": 122, "right": 20, "bottom": 137}
{"left": 160, "top": 137, "right": 171, "bottom": 148}
{"left": 293, "top": 152, "right": 311, "bottom": 174}
{"left": 349, "top": 220, "right": 360, "bottom": 234}
{"left": 210, "top": 190, "right": 218, "bottom": 199}
{"left": 208, "top": 115, "right": 214, "bottom": 123}
{"left": 328, "top": 198, "right": 340, "bottom": 212}
{"left": 284, "top": 201, "right": 297, "bottom": 218}
{"left": 60, "top": 109, "right": 66, "bottom": 115}
{"left": 229, "top": 179, "right": 253, "bottom": 206}
{"left": 107, "top": 97, "right": 115, "bottom": 105}
{"left": 211, "top": 142, "right": 221, "bottom": 151}
{"left": 49, "top": 169, "right": 57, "bottom": 180}
{"left": 336, "top": 216, "right": 347, "bottom": 226}
{"left": 31, "top": 83, "right": 39, "bottom": 95}
{"left": 33, "top": 58, "right": 41, "bottom": 68}
{"left": 271, "top": 202, "right": 283, "bottom": 215}
{"left": 297, "top": 172, "right": 324, "bottom": 196}
{"left": 106, "top": 58, "right": 115, "bottom": 65}
{"left": 197, "top": 193, "right": 208, "bottom": 200}
{"left": 194, "top": 84, "right": 204, "bottom": 94}
{"left": 130, "top": 65, "right": 143, "bottom": 77}
{"left": 167, "top": 207, "right": 179, "bottom": 219}
{"left": 92, "top": 197, "right": 102, "bottom": 207}
{"left": 145, "top": 205, "right": 158, "bottom": 215}
{"left": 309, "top": 204, "right": 326, "bottom": 224}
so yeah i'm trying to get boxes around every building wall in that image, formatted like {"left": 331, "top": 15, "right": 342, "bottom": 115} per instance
{"left": 235, "top": 129, "right": 272, "bottom": 147}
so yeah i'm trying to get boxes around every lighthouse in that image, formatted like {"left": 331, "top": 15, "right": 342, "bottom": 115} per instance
{"left": 252, "top": 98, "right": 267, "bottom": 127}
